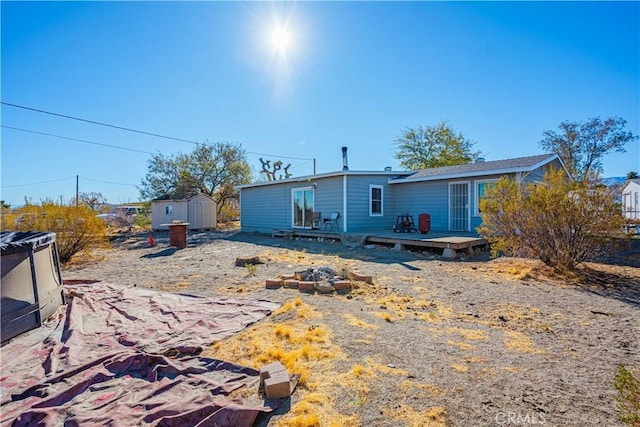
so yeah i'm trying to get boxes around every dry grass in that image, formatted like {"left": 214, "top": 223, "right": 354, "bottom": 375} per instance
{"left": 349, "top": 282, "right": 454, "bottom": 324}
{"left": 503, "top": 330, "right": 545, "bottom": 354}
{"left": 445, "top": 326, "right": 488, "bottom": 341}
{"left": 342, "top": 313, "right": 379, "bottom": 330}
{"left": 157, "top": 281, "right": 192, "bottom": 292}
{"left": 383, "top": 404, "right": 447, "bottom": 427}
{"left": 203, "top": 297, "right": 361, "bottom": 426}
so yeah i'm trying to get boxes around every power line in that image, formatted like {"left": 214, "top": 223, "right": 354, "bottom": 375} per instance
{"left": 1, "top": 101, "right": 199, "bottom": 145}
{"left": 245, "top": 151, "right": 313, "bottom": 161}
{"left": 2, "top": 125, "right": 156, "bottom": 155}
{"left": 1, "top": 176, "right": 75, "bottom": 188}
{"left": 2, "top": 101, "right": 316, "bottom": 162}
{"left": 80, "top": 176, "right": 138, "bottom": 187}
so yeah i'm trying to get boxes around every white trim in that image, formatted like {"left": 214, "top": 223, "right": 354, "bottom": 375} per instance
{"left": 474, "top": 179, "right": 499, "bottom": 216}
{"left": 369, "top": 184, "right": 384, "bottom": 216}
{"left": 448, "top": 181, "right": 471, "bottom": 231}
{"left": 342, "top": 175, "right": 348, "bottom": 232}
{"left": 237, "top": 170, "right": 407, "bottom": 190}
{"left": 290, "top": 186, "right": 314, "bottom": 229}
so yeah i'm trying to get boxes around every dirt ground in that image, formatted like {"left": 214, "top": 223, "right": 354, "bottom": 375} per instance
{"left": 63, "top": 228, "right": 640, "bottom": 426}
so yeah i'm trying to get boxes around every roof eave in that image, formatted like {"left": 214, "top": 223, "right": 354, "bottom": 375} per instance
{"left": 237, "top": 170, "right": 410, "bottom": 189}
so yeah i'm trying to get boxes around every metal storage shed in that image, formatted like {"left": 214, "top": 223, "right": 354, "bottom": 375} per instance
{"left": 151, "top": 194, "right": 217, "bottom": 231}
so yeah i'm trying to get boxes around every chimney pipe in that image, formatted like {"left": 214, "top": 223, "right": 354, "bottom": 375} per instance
{"left": 342, "top": 146, "right": 349, "bottom": 171}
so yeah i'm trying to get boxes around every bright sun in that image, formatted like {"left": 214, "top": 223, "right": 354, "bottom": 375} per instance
{"left": 269, "top": 26, "right": 292, "bottom": 54}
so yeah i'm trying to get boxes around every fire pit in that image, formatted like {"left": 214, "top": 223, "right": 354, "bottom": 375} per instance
{"left": 265, "top": 266, "right": 372, "bottom": 293}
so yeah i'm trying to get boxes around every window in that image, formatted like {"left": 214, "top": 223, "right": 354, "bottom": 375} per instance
{"left": 475, "top": 180, "right": 498, "bottom": 215}
{"left": 165, "top": 205, "right": 173, "bottom": 215}
{"left": 370, "top": 185, "right": 383, "bottom": 216}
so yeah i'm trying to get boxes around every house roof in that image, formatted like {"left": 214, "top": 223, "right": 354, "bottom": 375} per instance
{"left": 388, "top": 153, "right": 565, "bottom": 184}
{"left": 623, "top": 178, "right": 640, "bottom": 189}
{"left": 237, "top": 170, "right": 411, "bottom": 190}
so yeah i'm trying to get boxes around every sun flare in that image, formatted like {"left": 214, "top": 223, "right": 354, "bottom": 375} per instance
{"left": 270, "top": 27, "right": 292, "bottom": 54}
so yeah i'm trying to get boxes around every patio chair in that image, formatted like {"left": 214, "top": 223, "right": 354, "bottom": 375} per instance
{"left": 312, "top": 211, "right": 321, "bottom": 229}
{"left": 322, "top": 212, "right": 339, "bottom": 231}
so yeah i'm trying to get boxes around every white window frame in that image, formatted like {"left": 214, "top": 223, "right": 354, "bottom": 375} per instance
{"left": 475, "top": 179, "right": 499, "bottom": 216}
{"left": 369, "top": 184, "right": 383, "bottom": 216}
{"left": 165, "top": 205, "right": 173, "bottom": 215}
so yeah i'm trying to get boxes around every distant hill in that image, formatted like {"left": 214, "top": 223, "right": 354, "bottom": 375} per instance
{"left": 602, "top": 176, "right": 626, "bottom": 187}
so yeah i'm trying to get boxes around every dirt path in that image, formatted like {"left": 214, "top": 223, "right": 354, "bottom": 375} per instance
{"left": 63, "top": 229, "right": 640, "bottom": 426}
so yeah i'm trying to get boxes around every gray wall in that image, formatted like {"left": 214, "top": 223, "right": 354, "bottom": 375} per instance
{"left": 345, "top": 175, "right": 397, "bottom": 232}
{"left": 240, "top": 176, "right": 345, "bottom": 233}
{"left": 240, "top": 164, "right": 565, "bottom": 234}
{"left": 393, "top": 180, "right": 451, "bottom": 231}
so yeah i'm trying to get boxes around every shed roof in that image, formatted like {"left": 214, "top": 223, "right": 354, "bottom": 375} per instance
{"left": 151, "top": 193, "right": 215, "bottom": 202}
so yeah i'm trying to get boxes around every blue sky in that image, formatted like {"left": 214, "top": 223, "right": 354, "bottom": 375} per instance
{"left": 2, "top": 1, "right": 638, "bottom": 206}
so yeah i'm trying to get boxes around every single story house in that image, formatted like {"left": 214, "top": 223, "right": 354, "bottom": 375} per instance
{"left": 237, "top": 153, "right": 569, "bottom": 234}
{"left": 151, "top": 194, "right": 217, "bottom": 231}
{"left": 622, "top": 179, "right": 640, "bottom": 220}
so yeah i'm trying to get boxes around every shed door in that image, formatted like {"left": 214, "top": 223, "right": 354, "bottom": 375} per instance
{"left": 449, "top": 182, "right": 470, "bottom": 231}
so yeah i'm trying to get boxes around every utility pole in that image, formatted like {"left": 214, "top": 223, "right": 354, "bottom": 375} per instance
{"left": 76, "top": 175, "right": 79, "bottom": 207}
{"left": 313, "top": 158, "right": 316, "bottom": 175}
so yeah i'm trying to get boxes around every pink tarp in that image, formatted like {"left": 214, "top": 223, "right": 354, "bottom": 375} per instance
{"left": 0, "top": 282, "right": 283, "bottom": 426}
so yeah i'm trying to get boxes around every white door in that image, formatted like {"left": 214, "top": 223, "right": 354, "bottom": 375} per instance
{"left": 292, "top": 187, "right": 315, "bottom": 229}
{"left": 449, "top": 182, "right": 470, "bottom": 231}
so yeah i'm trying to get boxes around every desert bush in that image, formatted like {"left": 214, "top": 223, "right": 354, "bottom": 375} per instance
{"left": 10, "top": 202, "right": 109, "bottom": 263}
{"left": 613, "top": 365, "right": 640, "bottom": 426}
{"left": 477, "top": 168, "right": 625, "bottom": 271}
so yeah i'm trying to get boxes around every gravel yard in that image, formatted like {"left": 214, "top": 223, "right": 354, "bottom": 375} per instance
{"left": 63, "top": 229, "right": 640, "bottom": 426}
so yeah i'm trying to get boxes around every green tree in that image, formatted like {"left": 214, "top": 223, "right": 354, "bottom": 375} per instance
{"left": 477, "top": 168, "right": 625, "bottom": 271}
{"left": 627, "top": 171, "right": 639, "bottom": 180}
{"left": 394, "top": 121, "right": 480, "bottom": 170}
{"left": 139, "top": 142, "right": 252, "bottom": 217}
{"left": 539, "top": 117, "right": 638, "bottom": 182}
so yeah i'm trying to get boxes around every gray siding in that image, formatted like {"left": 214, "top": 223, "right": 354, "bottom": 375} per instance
{"left": 240, "top": 176, "right": 345, "bottom": 233}
{"left": 313, "top": 176, "right": 344, "bottom": 229}
{"left": 345, "top": 176, "right": 397, "bottom": 232}
{"left": 393, "top": 181, "right": 451, "bottom": 231}
{"left": 523, "top": 158, "right": 564, "bottom": 183}
{"left": 240, "top": 184, "right": 293, "bottom": 233}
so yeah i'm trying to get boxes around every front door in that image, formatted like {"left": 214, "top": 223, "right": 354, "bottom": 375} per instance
{"left": 449, "top": 182, "right": 470, "bottom": 231}
{"left": 292, "top": 187, "right": 314, "bottom": 229}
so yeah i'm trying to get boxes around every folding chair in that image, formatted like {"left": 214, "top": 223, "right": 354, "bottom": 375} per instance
{"left": 322, "top": 212, "right": 339, "bottom": 231}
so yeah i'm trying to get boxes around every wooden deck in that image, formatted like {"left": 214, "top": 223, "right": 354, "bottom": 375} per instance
{"left": 271, "top": 228, "right": 487, "bottom": 258}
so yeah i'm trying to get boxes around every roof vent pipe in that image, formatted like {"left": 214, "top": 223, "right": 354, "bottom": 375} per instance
{"left": 342, "top": 146, "right": 349, "bottom": 171}
{"left": 384, "top": 166, "right": 392, "bottom": 171}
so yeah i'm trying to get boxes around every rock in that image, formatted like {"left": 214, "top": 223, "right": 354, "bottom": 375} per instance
{"left": 235, "top": 256, "right": 263, "bottom": 267}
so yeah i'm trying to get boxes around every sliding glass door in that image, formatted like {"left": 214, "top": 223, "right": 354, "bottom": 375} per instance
{"left": 292, "top": 187, "right": 314, "bottom": 229}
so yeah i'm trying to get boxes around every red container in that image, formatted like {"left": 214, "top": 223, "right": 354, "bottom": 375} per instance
{"left": 418, "top": 213, "right": 430, "bottom": 234}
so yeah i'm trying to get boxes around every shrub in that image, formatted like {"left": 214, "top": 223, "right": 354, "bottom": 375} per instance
{"left": 477, "top": 168, "right": 625, "bottom": 271}
{"left": 613, "top": 365, "right": 640, "bottom": 426}
{"left": 10, "top": 202, "right": 109, "bottom": 263}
